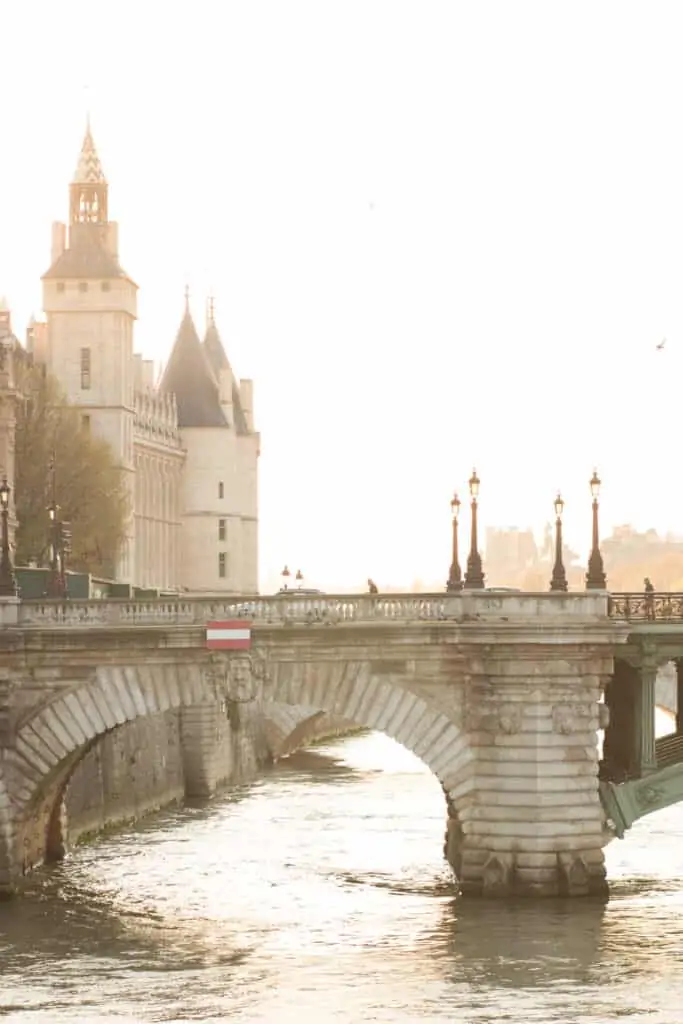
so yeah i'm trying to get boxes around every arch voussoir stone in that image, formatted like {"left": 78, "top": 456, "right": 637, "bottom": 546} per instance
{"left": 266, "top": 657, "right": 472, "bottom": 798}
{"left": 13, "top": 662, "right": 215, "bottom": 815}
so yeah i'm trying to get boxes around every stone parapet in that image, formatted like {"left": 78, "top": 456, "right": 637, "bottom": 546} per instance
{"left": 15, "top": 591, "right": 613, "bottom": 630}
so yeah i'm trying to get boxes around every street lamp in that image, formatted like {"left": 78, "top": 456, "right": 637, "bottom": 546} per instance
{"left": 281, "top": 565, "right": 291, "bottom": 591}
{"left": 586, "top": 469, "right": 607, "bottom": 590}
{"left": 46, "top": 504, "right": 67, "bottom": 599}
{"left": 550, "top": 492, "right": 568, "bottom": 592}
{"left": 464, "top": 469, "right": 485, "bottom": 589}
{"left": 447, "top": 492, "right": 462, "bottom": 591}
{"left": 295, "top": 569, "right": 304, "bottom": 588}
{"left": 0, "top": 477, "right": 17, "bottom": 598}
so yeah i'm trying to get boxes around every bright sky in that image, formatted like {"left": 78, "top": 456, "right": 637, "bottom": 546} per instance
{"left": 1, "top": 1, "right": 682, "bottom": 592}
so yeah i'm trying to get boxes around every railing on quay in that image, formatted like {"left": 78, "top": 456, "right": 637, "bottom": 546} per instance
{"left": 13, "top": 590, "right": 608, "bottom": 629}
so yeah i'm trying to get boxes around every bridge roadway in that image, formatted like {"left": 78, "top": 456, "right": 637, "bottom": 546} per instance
{"left": 3, "top": 589, "right": 683, "bottom": 899}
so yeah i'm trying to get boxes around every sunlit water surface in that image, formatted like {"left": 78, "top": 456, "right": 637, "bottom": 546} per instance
{"left": 2, "top": 729, "right": 683, "bottom": 1023}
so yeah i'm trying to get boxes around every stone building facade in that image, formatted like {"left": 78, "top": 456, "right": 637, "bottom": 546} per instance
{"left": 26, "top": 123, "right": 259, "bottom": 593}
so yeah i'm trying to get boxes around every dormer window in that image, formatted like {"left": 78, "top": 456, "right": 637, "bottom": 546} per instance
{"left": 101, "top": 281, "right": 110, "bottom": 292}
{"left": 78, "top": 282, "right": 88, "bottom": 293}
{"left": 57, "top": 283, "right": 65, "bottom": 293}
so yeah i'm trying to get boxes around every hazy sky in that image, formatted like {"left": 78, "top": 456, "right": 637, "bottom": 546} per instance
{"left": 1, "top": 1, "right": 682, "bottom": 591}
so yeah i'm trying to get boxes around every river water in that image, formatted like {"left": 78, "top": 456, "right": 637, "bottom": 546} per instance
{"left": 1, "top": 730, "right": 682, "bottom": 1024}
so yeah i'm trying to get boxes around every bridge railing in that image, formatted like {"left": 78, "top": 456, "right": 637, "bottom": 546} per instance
{"left": 608, "top": 593, "right": 683, "bottom": 622}
{"left": 13, "top": 591, "right": 609, "bottom": 629}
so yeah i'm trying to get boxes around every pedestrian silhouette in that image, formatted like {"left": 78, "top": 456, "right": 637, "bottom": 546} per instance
{"left": 367, "top": 578, "right": 378, "bottom": 594}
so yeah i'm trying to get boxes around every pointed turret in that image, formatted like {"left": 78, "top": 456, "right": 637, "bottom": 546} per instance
{"left": 42, "top": 120, "right": 131, "bottom": 282}
{"left": 72, "top": 120, "right": 106, "bottom": 185}
{"left": 160, "top": 293, "right": 226, "bottom": 428}
{"left": 69, "top": 119, "right": 108, "bottom": 226}
{"left": 201, "top": 298, "right": 249, "bottom": 434}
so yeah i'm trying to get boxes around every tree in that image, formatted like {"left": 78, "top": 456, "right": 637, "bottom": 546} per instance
{"left": 14, "top": 359, "right": 128, "bottom": 579}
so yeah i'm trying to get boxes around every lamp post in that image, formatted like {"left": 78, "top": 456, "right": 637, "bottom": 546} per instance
{"left": 447, "top": 492, "right": 463, "bottom": 591}
{"left": 550, "top": 492, "right": 568, "bottom": 592}
{"left": 46, "top": 504, "right": 67, "bottom": 599}
{"left": 464, "top": 469, "right": 485, "bottom": 589}
{"left": 0, "top": 477, "right": 17, "bottom": 598}
{"left": 585, "top": 469, "right": 607, "bottom": 590}
{"left": 281, "top": 565, "right": 291, "bottom": 591}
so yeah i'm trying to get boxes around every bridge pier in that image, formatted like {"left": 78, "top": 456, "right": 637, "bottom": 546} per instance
{"left": 180, "top": 703, "right": 225, "bottom": 799}
{"left": 445, "top": 645, "right": 611, "bottom": 898}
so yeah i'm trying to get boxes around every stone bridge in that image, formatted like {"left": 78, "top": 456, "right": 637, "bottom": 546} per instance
{"left": 0, "top": 590, "right": 625, "bottom": 900}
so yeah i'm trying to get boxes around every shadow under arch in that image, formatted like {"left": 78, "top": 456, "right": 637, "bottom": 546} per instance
{"left": 261, "top": 658, "right": 474, "bottom": 855}
{"left": 0, "top": 771, "right": 13, "bottom": 892}
{"left": 11, "top": 655, "right": 473, "bottom": 881}
{"left": 10, "top": 661, "right": 215, "bottom": 874}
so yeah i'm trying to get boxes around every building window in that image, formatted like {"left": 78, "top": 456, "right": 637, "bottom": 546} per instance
{"left": 78, "top": 282, "right": 88, "bottom": 293}
{"left": 80, "top": 347, "right": 91, "bottom": 390}
{"left": 218, "top": 552, "right": 227, "bottom": 578}
{"left": 218, "top": 481, "right": 224, "bottom": 499}
{"left": 101, "top": 281, "right": 110, "bottom": 292}
{"left": 56, "top": 282, "right": 65, "bottom": 293}
{"left": 218, "top": 518, "right": 226, "bottom": 542}
{"left": 81, "top": 414, "right": 91, "bottom": 433}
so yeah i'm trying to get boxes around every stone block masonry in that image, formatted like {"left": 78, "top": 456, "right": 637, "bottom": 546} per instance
{"left": 62, "top": 703, "right": 339, "bottom": 852}
{"left": 0, "top": 592, "right": 630, "bottom": 898}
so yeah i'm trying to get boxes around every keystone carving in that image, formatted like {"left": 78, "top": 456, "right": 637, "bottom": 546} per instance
{"left": 204, "top": 650, "right": 270, "bottom": 704}
{"left": 552, "top": 703, "right": 590, "bottom": 735}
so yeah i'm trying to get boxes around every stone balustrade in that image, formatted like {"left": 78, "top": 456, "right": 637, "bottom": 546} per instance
{"left": 13, "top": 591, "right": 610, "bottom": 629}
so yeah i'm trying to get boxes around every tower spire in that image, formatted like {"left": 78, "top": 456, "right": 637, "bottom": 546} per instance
{"left": 72, "top": 119, "right": 106, "bottom": 185}
{"left": 70, "top": 120, "right": 108, "bottom": 226}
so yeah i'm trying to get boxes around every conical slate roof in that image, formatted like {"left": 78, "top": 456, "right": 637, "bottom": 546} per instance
{"left": 73, "top": 122, "right": 106, "bottom": 184}
{"left": 160, "top": 303, "right": 226, "bottom": 428}
{"left": 201, "top": 314, "right": 249, "bottom": 435}
{"left": 203, "top": 320, "right": 230, "bottom": 374}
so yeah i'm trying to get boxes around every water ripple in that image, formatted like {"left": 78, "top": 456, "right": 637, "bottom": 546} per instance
{"left": 1, "top": 733, "right": 683, "bottom": 1022}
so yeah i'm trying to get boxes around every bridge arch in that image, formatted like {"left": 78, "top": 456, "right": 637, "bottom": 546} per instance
{"left": 11, "top": 654, "right": 472, "bottom": 880}
{"left": 11, "top": 661, "right": 214, "bottom": 872}
{"left": 260, "top": 703, "right": 359, "bottom": 760}
{"left": 260, "top": 658, "right": 473, "bottom": 805}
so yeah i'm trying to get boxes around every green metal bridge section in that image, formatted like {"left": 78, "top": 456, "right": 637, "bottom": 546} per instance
{"left": 601, "top": 593, "right": 683, "bottom": 838}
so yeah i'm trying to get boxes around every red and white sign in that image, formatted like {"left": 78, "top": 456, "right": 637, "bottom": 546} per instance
{"left": 206, "top": 621, "right": 252, "bottom": 650}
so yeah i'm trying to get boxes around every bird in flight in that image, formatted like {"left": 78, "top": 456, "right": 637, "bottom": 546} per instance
{"left": 656, "top": 338, "right": 666, "bottom": 350}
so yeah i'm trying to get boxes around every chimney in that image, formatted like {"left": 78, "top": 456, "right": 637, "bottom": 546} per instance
{"left": 106, "top": 222, "right": 119, "bottom": 260}
{"left": 51, "top": 222, "right": 66, "bottom": 265}
{"left": 239, "top": 378, "right": 254, "bottom": 432}
{"left": 219, "top": 367, "right": 233, "bottom": 424}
